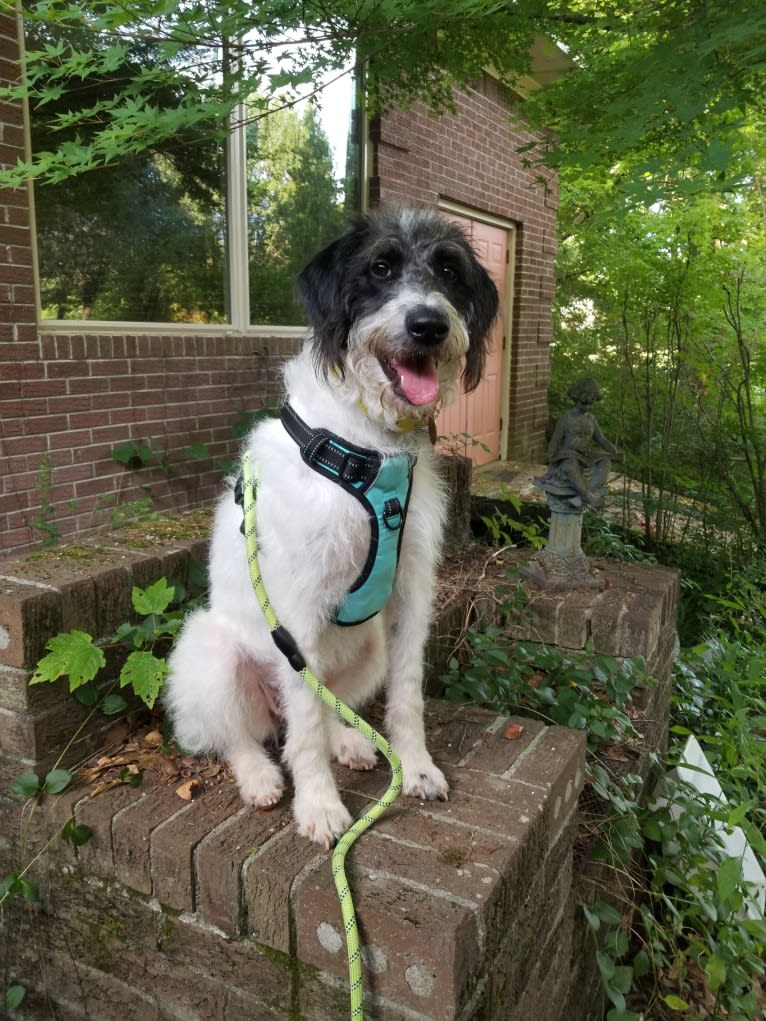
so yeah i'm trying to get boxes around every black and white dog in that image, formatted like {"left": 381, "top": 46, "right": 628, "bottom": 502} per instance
{"left": 165, "top": 207, "right": 499, "bottom": 847}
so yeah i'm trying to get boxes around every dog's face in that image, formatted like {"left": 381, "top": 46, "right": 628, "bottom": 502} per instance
{"left": 298, "top": 208, "right": 499, "bottom": 428}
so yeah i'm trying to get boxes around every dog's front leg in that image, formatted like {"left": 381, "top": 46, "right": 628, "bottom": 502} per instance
{"left": 281, "top": 669, "right": 353, "bottom": 848}
{"left": 384, "top": 608, "right": 449, "bottom": 803}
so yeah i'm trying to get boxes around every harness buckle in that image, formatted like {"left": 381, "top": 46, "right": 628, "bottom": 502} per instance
{"left": 383, "top": 497, "right": 404, "bottom": 530}
{"left": 340, "top": 451, "right": 365, "bottom": 484}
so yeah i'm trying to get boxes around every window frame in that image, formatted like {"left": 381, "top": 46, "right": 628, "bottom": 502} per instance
{"left": 31, "top": 91, "right": 363, "bottom": 336}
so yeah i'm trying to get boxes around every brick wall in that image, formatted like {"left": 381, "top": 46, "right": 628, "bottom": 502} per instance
{"left": 1, "top": 329, "right": 301, "bottom": 554}
{"left": 1, "top": 9, "right": 43, "bottom": 550}
{"left": 371, "top": 73, "right": 558, "bottom": 463}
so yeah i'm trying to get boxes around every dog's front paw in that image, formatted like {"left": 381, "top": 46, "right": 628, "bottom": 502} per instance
{"left": 402, "top": 759, "right": 449, "bottom": 802}
{"left": 233, "top": 758, "right": 285, "bottom": 809}
{"left": 294, "top": 793, "right": 353, "bottom": 850}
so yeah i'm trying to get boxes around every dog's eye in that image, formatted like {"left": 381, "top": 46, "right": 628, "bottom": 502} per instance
{"left": 439, "top": 262, "right": 459, "bottom": 282}
{"left": 370, "top": 259, "right": 393, "bottom": 280}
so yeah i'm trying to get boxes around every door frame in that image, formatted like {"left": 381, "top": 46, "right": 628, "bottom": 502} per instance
{"left": 437, "top": 198, "right": 516, "bottom": 461}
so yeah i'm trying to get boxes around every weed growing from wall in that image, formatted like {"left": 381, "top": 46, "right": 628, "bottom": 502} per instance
{"left": 31, "top": 451, "right": 60, "bottom": 548}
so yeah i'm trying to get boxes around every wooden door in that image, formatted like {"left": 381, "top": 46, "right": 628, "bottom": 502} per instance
{"left": 437, "top": 213, "right": 509, "bottom": 466}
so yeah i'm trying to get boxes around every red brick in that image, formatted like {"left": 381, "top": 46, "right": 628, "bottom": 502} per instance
{"left": 150, "top": 780, "right": 241, "bottom": 911}
{"left": 196, "top": 800, "right": 296, "bottom": 934}
{"left": 112, "top": 785, "right": 189, "bottom": 894}
{"left": 0, "top": 576, "right": 61, "bottom": 669}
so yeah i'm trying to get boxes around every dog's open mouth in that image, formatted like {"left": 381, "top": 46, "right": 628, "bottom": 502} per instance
{"left": 381, "top": 355, "right": 440, "bottom": 406}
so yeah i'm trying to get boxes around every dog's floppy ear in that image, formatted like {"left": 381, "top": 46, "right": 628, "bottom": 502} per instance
{"left": 298, "top": 218, "right": 369, "bottom": 377}
{"left": 462, "top": 259, "right": 500, "bottom": 393}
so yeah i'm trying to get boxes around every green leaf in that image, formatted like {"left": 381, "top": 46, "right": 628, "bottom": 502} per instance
{"left": 121, "top": 768, "right": 144, "bottom": 789}
{"left": 716, "top": 855, "right": 742, "bottom": 904}
{"left": 9, "top": 772, "right": 41, "bottom": 798}
{"left": 632, "top": 949, "right": 650, "bottom": 979}
{"left": 611, "top": 965, "right": 633, "bottom": 995}
{"left": 592, "top": 899, "right": 623, "bottom": 926}
{"left": 662, "top": 993, "right": 690, "bottom": 1011}
{"left": 186, "top": 441, "right": 210, "bottom": 459}
{"left": 18, "top": 877, "right": 39, "bottom": 902}
{"left": 582, "top": 903, "right": 601, "bottom": 930}
{"left": 74, "top": 682, "right": 100, "bottom": 707}
{"left": 43, "top": 768, "right": 72, "bottom": 794}
{"left": 131, "top": 578, "right": 175, "bottom": 617}
{"left": 119, "top": 650, "right": 168, "bottom": 708}
{"left": 5, "top": 985, "right": 26, "bottom": 1009}
{"left": 101, "top": 693, "right": 128, "bottom": 716}
{"left": 30, "top": 631, "right": 106, "bottom": 691}
{"left": 726, "top": 801, "right": 750, "bottom": 827}
{"left": 705, "top": 953, "right": 727, "bottom": 991}
{"left": 61, "top": 818, "right": 92, "bottom": 847}
{"left": 606, "top": 1009, "right": 639, "bottom": 1021}
{"left": 596, "top": 949, "right": 616, "bottom": 982}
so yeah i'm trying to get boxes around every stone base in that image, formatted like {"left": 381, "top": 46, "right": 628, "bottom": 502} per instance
{"left": 520, "top": 553, "right": 607, "bottom": 592}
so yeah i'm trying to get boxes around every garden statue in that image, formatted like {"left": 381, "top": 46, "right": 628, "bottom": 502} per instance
{"left": 538, "top": 376, "right": 623, "bottom": 511}
{"left": 526, "top": 377, "right": 623, "bottom": 588}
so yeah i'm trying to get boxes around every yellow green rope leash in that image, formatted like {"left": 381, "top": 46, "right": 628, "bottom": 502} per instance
{"left": 239, "top": 450, "right": 403, "bottom": 1021}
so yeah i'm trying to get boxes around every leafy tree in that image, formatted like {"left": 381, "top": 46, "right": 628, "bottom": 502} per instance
{"left": 524, "top": 0, "right": 766, "bottom": 210}
{"left": 35, "top": 156, "right": 226, "bottom": 321}
{"left": 551, "top": 139, "right": 766, "bottom": 549}
{"left": 26, "top": 20, "right": 226, "bottom": 321}
{"left": 5, "top": 0, "right": 766, "bottom": 208}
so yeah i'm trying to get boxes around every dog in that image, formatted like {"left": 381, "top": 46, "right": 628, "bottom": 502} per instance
{"left": 165, "top": 207, "right": 499, "bottom": 848}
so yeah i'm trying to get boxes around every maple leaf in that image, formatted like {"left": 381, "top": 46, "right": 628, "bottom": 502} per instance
{"left": 30, "top": 631, "right": 106, "bottom": 691}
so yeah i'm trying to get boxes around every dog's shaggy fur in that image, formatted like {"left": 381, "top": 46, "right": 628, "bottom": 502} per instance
{"left": 165, "top": 207, "right": 499, "bottom": 848}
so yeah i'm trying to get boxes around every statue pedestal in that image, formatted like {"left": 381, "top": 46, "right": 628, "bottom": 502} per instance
{"left": 522, "top": 509, "right": 605, "bottom": 590}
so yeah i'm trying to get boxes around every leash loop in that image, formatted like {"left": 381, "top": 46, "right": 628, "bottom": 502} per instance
{"left": 239, "top": 450, "right": 403, "bottom": 1021}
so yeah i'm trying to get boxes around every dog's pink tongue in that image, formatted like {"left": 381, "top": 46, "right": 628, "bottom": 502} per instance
{"left": 393, "top": 358, "right": 440, "bottom": 406}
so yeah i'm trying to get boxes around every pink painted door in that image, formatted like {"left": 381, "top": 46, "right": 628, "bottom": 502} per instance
{"left": 437, "top": 214, "right": 508, "bottom": 466}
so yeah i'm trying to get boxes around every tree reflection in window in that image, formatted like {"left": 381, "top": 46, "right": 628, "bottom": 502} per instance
{"left": 30, "top": 22, "right": 359, "bottom": 326}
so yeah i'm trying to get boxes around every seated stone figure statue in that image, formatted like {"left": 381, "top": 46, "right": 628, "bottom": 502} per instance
{"left": 537, "top": 377, "right": 623, "bottom": 510}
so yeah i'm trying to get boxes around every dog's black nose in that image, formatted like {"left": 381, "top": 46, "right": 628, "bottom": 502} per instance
{"left": 405, "top": 307, "right": 450, "bottom": 346}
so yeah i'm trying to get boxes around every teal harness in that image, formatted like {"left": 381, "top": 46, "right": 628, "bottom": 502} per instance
{"left": 241, "top": 404, "right": 416, "bottom": 627}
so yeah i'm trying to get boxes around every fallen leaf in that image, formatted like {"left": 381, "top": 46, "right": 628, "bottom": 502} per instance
{"left": 175, "top": 778, "right": 201, "bottom": 801}
{"left": 525, "top": 672, "right": 544, "bottom": 688}
{"left": 142, "top": 729, "right": 163, "bottom": 748}
{"left": 504, "top": 723, "right": 525, "bottom": 740}
{"left": 148, "top": 754, "right": 181, "bottom": 780}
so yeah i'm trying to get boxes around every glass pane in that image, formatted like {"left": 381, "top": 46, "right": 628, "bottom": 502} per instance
{"left": 247, "top": 69, "right": 361, "bottom": 326}
{"left": 29, "top": 24, "right": 227, "bottom": 324}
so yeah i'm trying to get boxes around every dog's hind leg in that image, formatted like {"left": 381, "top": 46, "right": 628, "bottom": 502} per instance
{"left": 165, "top": 608, "right": 285, "bottom": 808}
{"left": 229, "top": 656, "right": 285, "bottom": 808}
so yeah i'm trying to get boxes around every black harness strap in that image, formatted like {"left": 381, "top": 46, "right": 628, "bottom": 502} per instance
{"left": 281, "top": 403, "right": 381, "bottom": 494}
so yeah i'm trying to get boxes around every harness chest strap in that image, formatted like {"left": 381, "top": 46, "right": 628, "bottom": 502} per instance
{"left": 279, "top": 403, "right": 417, "bottom": 626}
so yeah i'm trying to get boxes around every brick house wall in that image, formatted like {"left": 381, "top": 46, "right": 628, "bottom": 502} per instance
{"left": 1, "top": 12, "right": 557, "bottom": 557}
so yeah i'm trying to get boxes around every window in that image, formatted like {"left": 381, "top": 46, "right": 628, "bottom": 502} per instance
{"left": 29, "top": 22, "right": 361, "bottom": 329}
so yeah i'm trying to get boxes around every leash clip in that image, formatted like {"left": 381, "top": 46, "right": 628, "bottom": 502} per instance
{"left": 271, "top": 625, "right": 307, "bottom": 672}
